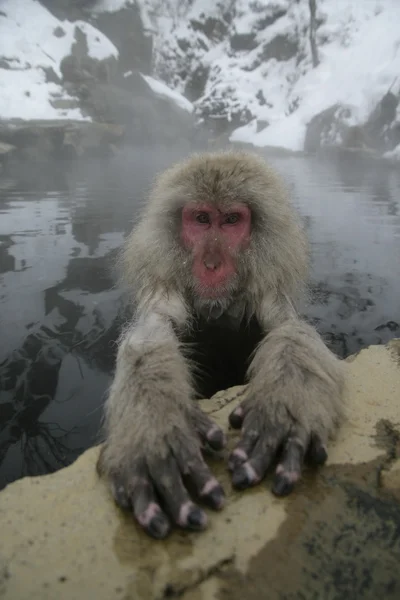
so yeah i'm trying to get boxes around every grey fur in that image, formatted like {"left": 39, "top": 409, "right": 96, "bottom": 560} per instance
{"left": 98, "top": 150, "right": 345, "bottom": 531}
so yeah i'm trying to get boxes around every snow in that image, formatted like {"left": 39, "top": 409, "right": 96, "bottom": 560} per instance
{"left": 1, "top": 0, "right": 399, "bottom": 154}
{"left": 92, "top": 0, "right": 133, "bottom": 12}
{"left": 146, "top": 0, "right": 400, "bottom": 155}
{"left": 229, "top": 1, "right": 400, "bottom": 150}
{"left": 0, "top": 0, "right": 118, "bottom": 121}
{"left": 0, "top": 69, "right": 86, "bottom": 121}
{"left": 0, "top": 0, "right": 192, "bottom": 122}
{"left": 384, "top": 144, "right": 400, "bottom": 160}
{"left": 140, "top": 75, "right": 194, "bottom": 113}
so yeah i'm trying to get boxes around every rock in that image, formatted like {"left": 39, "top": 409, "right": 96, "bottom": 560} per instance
{"left": 80, "top": 80, "right": 195, "bottom": 144}
{"left": 184, "top": 64, "right": 210, "bottom": 103}
{"left": 39, "top": 0, "right": 97, "bottom": 21}
{"left": 364, "top": 91, "right": 400, "bottom": 153}
{"left": 0, "top": 140, "right": 15, "bottom": 171}
{"left": 0, "top": 141, "right": 15, "bottom": 156}
{"left": 56, "top": 23, "right": 196, "bottom": 146}
{"left": 0, "top": 120, "right": 124, "bottom": 160}
{"left": 0, "top": 341, "right": 399, "bottom": 599}
{"left": 253, "top": 7, "right": 287, "bottom": 31}
{"left": 230, "top": 32, "right": 258, "bottom": 52}
{"left": 91, "top": 2, "right": 153, "bottom": 75}
{"left": 304, "top": 91, "right": 400, "bottom": 157}
{"left": 258, "top": 34, "right": 299, "bottom": 63}
{"left": 60, "top": 25, "right": 118, "bottom": 87}
{"left": 304, "top": 104, "right": 346, "bottom": 153}
{"left": 342, "top": 125, "right": 371, "bottom": 150}
{"left": 190, "top": 15, "right": 230, "bottom": 42}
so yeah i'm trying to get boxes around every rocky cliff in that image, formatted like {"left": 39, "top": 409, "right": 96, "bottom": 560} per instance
{"left": 147, "top": 0, "right": 400, "bottom": 157}
{"left": 1, "top": 0, "right": 399, "bottom": 160}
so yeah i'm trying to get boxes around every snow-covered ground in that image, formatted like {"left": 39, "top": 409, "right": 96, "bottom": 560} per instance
{"left": 146, "top": 0, "right": 400, "bottom": 154}
{"left": 0, "top": 0, "right": 118, "bottom": 120}
{"left": 0, "top": 0, "right": 192, "bottom": 122}
{"left": 1, "top": 0, "right": 399, "bottom": 156}
{"left": 231, "top": 2, "right": 400, "bottom": 151}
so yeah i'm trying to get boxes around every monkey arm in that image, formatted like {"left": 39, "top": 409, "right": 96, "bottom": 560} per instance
{"left": 227, "top": 299, "right": 345, "bottom": 495}
{"left": 97, "top": 296, "right": 226, "bottom": 539}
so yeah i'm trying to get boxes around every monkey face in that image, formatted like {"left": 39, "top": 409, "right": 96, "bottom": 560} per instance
{"left": 181, "top": 202, "right": 251, "bottom": 299}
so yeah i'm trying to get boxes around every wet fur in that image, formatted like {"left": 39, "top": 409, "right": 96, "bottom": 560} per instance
{"left": 98, "top": 150, "right": 345, "bottom": 499}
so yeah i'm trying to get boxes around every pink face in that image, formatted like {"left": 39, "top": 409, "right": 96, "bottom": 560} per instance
{"left": 181, "top": 203, "right": 251, "bottom": 298}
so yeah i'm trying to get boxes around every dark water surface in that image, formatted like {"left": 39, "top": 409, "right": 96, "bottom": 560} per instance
{"left": 0, "top": 148, "right": 399, "bottom": 489}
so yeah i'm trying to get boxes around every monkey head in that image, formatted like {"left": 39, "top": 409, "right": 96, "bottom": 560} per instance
{"left": 180, "top": 202, "right": 251, "bottom": 299}
{"left": 122, "top": 152, "right": 309, "bottom": 316}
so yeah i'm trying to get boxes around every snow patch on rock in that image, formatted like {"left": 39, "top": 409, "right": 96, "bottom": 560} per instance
{"left": 141, "top": 75, "right": 194, "bottom": 113}
{"left": 144, "top": 0, "right": 400, "bottom": 153}
{"left": 0, "top": 0, "right": 118, "bottom": 120}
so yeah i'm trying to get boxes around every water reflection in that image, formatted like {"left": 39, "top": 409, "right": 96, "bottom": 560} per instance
{"left": 0, "top": 149, "right": 399, "bottom": 489}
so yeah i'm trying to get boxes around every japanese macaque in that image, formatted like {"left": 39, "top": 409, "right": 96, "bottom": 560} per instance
{"left": 97, "top": 151, "right": 345, "bottom": 539}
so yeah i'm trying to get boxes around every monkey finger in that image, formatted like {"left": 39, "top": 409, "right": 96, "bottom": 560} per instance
{"left": 149, "top": 453, "right": 208, "bottom": 532}
{"left": 307, "top": 433, "right": 328, "bottom": 466}
{"left": 231, "top": 436, "right": 276, "bottom": 490}
{"left": 190, "top": 406, "right": 226, "bottom": 451}
{"left": 228, "top": 397, "right": 252, "bottom": 429}
{"left": 109, "top": 474, "right": 132, "bottom": 510}
{"left": 177, "top": 451, "right": 226, "bottom": 510}
{"left": 228, "top": 423, "right": 260, "bottom": 472}
{"left": 272, "top": 430, "right": 309, "bottom": 497}
{"left": 129, "top": 477, "right": 171, "bottom": 540}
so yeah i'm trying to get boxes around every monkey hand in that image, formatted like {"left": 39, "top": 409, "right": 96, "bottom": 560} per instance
{"left": 226, "top": 322, "right": 344, "bottom": 495}
{"left": 98, "top": 404, "right": 226, "bottom": 539}
{"left": 227, "top": 393, "right": 334, "bottom": 497}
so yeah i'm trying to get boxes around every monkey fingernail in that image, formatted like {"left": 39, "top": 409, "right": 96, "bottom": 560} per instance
{"left": 147, "top": 514, "right": 171, "bottom": 539}
{"left": 231, "top": 462, "right": 260, "bottom": 490}
{"left": 188, "top": 507, "right": 208, "bottom": 530}
{"left": 178, "top": 502, "right": 207, "bottom": 530}
{"left": 202, "top": 484, "right": 225, "bottom": 510}
{"left": 229, "top": 408, "right": 244, "bottom": 429}
{"left": 137, "top": 503, "right": 171, "bottom": 539}
{"left": 272, "top": 470, "right": 299, "bottom": 497}
{"left": 110, "top": 482, "right": 131, "bottom": 509}
{"left": 206, "top": 426, "right": 226, "bottom": 450}
{"left": 311, "top": 446, "right": 328, "bottom": 465}
{"left": 308, "top": 440, "right": 328, "bottom": 465}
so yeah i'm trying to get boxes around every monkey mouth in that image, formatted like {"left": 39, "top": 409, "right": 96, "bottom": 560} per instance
{"left": 194, "top": 273, "right": 236, "bottom": 300}
{"left": 197, "top": 286, "right": 228, "bottom": 299}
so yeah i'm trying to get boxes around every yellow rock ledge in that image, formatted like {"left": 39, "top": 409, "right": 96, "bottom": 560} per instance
{"left": 0, "top": 341, "right": 400, "bottom": 600}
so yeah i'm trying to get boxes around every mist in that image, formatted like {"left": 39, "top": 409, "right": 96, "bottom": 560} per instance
{"left": 0, "top": 0, "right": 399, "bottom": 488}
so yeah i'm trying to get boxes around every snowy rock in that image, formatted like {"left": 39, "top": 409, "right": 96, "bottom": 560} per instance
{"left": 0, "top": 141, "right": 16, "bottom": 171}
{"left": 0, "top": 340, "right": 400, "bottom": 599}
{"left": 0, "top": 142, "right": 16, "bottom": 157}
{"left": 2, "top": 0, "right": 400, "bottom": 158}
{"left": 0, "top": 120, "right": 124, "bottom": 160}
{"left": 0, "top": 0, "right": 118, "bottom": 121}
{"left": 147, "top": 0, "right": 400, "bottom": 157}
{"left": 304, "top": 104, "right": 349, "bottom": 153}
{"left": 91, "top": 1, "right": 153, "bottom": 74}
{"left": 0, "top": 0, "right": 198, "bottom": 151}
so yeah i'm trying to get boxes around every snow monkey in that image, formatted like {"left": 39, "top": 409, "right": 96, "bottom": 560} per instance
{"left": 97, "top": 150, "right": 345, "bottom": 539}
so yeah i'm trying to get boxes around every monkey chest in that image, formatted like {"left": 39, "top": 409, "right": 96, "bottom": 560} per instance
{"left": 181, "top": 315, "right": 264, "bottom": 398}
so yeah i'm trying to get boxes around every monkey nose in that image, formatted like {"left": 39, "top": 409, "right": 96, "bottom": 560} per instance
{"left": 204, "top": 258, "right": 221, "bottom": 271}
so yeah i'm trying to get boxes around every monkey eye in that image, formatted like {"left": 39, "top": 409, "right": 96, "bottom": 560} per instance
{"left": 224, "top": 213, "right": 240, "bottom": 224}
{"left": 195, "top": 212, "right": 210, "bottom": 224}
